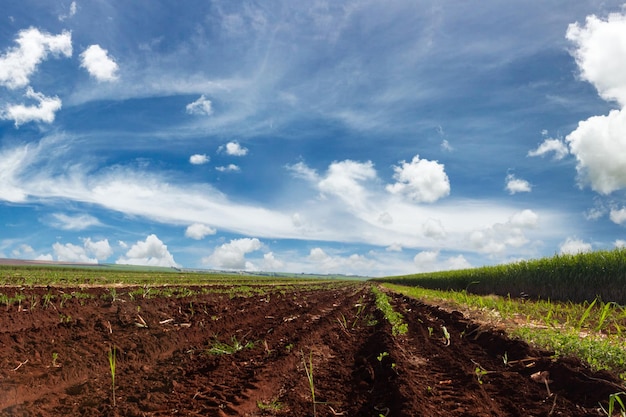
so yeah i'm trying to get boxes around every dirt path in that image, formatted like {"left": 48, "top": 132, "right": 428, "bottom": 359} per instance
{"left": 0, "top": 284, "right": 621, "bottom": 416}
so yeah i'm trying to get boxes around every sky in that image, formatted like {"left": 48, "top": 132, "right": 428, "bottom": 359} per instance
{"left": 2, "top": 1, "right": 626, "bottom": 276}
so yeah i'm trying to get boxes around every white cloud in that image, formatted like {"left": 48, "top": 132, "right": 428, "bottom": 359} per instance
{"left": 527, "top": 138, "right": 569, "bottom": 160}
{"left": 565, "top": 11, "right": 626, "bottom": 195}
{"left": 51, "top": 238, "right": 111, "bottom": 263}
{"left": 50, "top": 213, "right": 100, "bottom": 230}
{"left": 0, "top": 27, "right": 72, "bottom": 89}
{"left": 412, "top": 250, "right": 471, "bottom": 273}
{"left": 469, "top": 209, "right": 538, "bottom": 255}
{"left": 80, "top": 45, "right": 119, "bottom": 82}
{"left": 286, "top": 161, "right": 319, "bottom": 182}
{"left": 216, "top": 164, "right": 240, "bottom": 172}
{"left": 386, "top": 155, "right": 450, "bottom": 203}
{"left": 53, "top": 242, "right": 96, "bottom": 263}
{"left": 441, "top": 139, "right": 453, "bottom": 152}
{"left": 0, "top": 145, "right": 30, "bottom": 202}
{"left": 116, "top": 234, "right": 179, "bottom": 267}
{"left": 422, "top": 218, "right": 446, "bottom": 239}
{"left": 378, "top": 212, "right": 393, "bottom": 225}
{"left": 567, "top": 110, "right": 626, "bottom": 194}
{"left": 567, "top": 12, "right": 626, "bottom": 106}
{"left": 505, "top": 174, "right": 532, "bottom": 194}
{"left": 203, "top": 237, "right": 262, "bottom": 269}
{"left": 262, "top": 252, "right": 284, "bottom": 271}
{"left": 219, "top": 141, "right": 248, "bottom": 156}
{"left": 185, "top": 223, "right": 217, "bottom": 239}
{"left": 559, "top": 237, "right": 592, "bottom": 255}
{"left": 615, "top": 239, "right": 626, "bottom": 248}
{"left": 2, "top": 87, "right": 62, "bottom": 126}
{"left": 83, "top": 238, "right": 113, "bottom": 260}
{"left": 186, "top": 95, "right": 213, "bottom": 116}
{"left": 307, "top": 247, "right": 377, "bottom": 275}
{"left": 318, "top": 160, "right": 376, "bottom": 207}
{"left": 59, "top": 1, "right": 77, "bottom": 21}
{"left": 413, "top": 250, "right": 438, "bottom": 269}
{"left": 610, "top": 207, "right": 626, "bottom": 225}
{"left": 386, "top": 243, "right": 403, "bottom": 252}
{"left": 11, "top": 244, "right": 34, "bottom": 258}
{"left": 189, "top": 154, "right": 209, "bottom": 165}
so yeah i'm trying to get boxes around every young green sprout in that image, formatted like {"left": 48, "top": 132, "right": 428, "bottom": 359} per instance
{"left": 108, "top": 346, "right": 117, "bottom": 407}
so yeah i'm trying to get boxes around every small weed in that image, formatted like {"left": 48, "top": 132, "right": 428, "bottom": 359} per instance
{"left": 257, "top": 399, "right": 283, "bottom": 412}
{"left": 207, "top": 336, "right": 255, "bottom": 355}
{"left": 51, "top": 352, "right": 60, "bottom": 368}
{"left": 377, "top": 352, "right": 389, "bottom": 362}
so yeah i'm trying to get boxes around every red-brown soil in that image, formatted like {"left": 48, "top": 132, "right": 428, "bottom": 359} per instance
{"left": 0, "top": 283, "right": 622, "bottom": 416}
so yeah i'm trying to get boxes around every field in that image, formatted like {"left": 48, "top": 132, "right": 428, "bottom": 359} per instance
{"left": 0, "top": 266, "right": 624, "bottom": 416}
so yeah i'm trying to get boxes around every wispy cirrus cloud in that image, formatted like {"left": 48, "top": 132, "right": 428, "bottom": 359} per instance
{"left": 49, "top": 213, "right": 101, "bottom": 230}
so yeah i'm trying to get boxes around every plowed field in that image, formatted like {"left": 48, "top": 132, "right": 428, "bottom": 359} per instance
{"left": 0, "top": 283, "right": 621, "bottom": 416}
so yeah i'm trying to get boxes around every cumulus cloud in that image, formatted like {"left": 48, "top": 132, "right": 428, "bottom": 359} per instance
{"left": 307, "top": 247, "right": 376, "bottom": 275}
{"left": 50, "top": 238, "right": 112, "bottom": 263}
{"left": 219, "top": 141, "right": 248, "bottom": 156}
{"left": 422, "top": 218, "right": 446, "bottom": 239}
{"left": 2, "top": 87, "right": 62, "bottom": 126}
{"left": 527, "top": 138, "right": 569, "bottom": 160}
{"left": 116, "top": 234, "right": 179, "bottom": 267}
{"left": 186, "top": 95, "right": 213, "bottom": 116}
{"left": 386, "top": 155, "right": 450, "bottom": 203}
{"left": 412, "top": 250, "right": 471, "bottom": 273}
{"left": 50, "top": 213, "right": 100, "bottom": 230}
{"left": 567, "top": 12, "right": 626, "bottom": 105}
{"left": 615, "top": 239, "right": 626, "bottom": 248}
{"left": 11, "top": 244, "right": 34, "bottom": 258}
{"left": 318, "top": 160, "right": 376, "bottom": 207}
{"left": 505, "top": 174, "right": 532, "bottom": 194}
{"left": 216, "top": 164, "right": 241, "bottom": 172}
{"left": 189, "top": 154, "right": 209, "bottom": 165}
{"left": 0, "top": 27, "right": 72, "bottom": 89}
{"left": 203, "top": 237, "right": 261, "bottom": 269}
{"left": 262, "top": 252, "right": 284, "bottom": 271}
{"left": 610, "top": 207, "right": 626, "bottom": 225}
{"left": 185, "top": 223, "right": 216, "bottom": 239}
{"left": 565, "top": 11, "right": 626, "bottom": 194}
{"left": 469, "top": 209, "right": 538, "bottom": 254}
{"left": 80, "top": 45, "right": 119, "bottom": 82}
{"left": 559, "top": 237, "right": 592, "bottom": 255}
{"left": 567, "top": 110, "right": 626, "bottom": 194}
{"left": 83, "top": 238, "right": 113, "bottom": 260}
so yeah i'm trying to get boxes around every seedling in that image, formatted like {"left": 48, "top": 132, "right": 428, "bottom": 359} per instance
{"left": 442, "top": 326, "right": 451, "bottom": 346}
{"left": 475, "top": 366, "right": 488, "bottom": 384}
{"left": 52, "top": 352, "right": 60, "bottom": 368}
{"left": 600, "top": 391, "right": 626, "bottom": 416}
{"left": 377, "top": 351, "right": 389, "bottom": 362}
{"left": 108, "top": 346, "right": 117, "bottom": 407}
{"left": 301, "top": 350, "right": 317, "bottom": 417}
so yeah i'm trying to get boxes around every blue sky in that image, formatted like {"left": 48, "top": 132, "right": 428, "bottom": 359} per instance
{"left": 2, "top": 1, "right": 626, "bottom": 276}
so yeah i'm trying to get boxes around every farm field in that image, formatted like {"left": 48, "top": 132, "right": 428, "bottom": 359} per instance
{"left": 0, "top": 278, "right": 623, "bottom": 416}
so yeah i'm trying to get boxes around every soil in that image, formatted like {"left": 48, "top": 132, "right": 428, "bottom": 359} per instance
{"left": 0, "top": 283, "right": 622, "bottom": 416}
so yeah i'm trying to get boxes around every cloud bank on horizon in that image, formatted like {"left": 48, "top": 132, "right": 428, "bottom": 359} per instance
{"left": 1, "top": 1, "right": 626, "bottom": 276}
